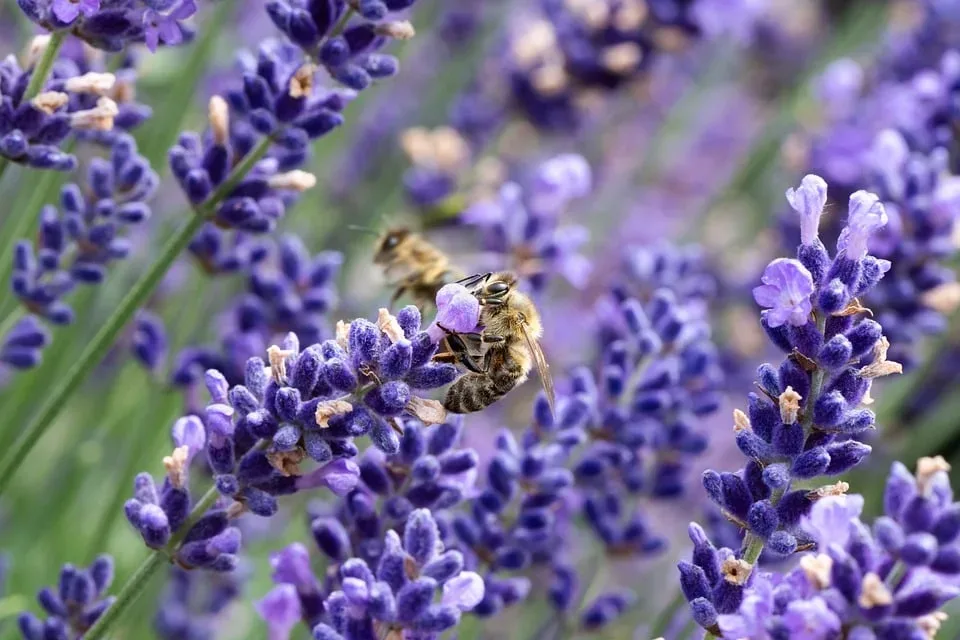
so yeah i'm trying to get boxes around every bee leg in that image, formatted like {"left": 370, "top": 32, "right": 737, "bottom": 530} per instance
{"left": 441, "top": 331, "right": 487, "bottom": 374}
{"left": 480, "top": 335, "right": 505, "bottom": 344}
{"left": 390, "top": 288, "right": 406, "bottom": 307}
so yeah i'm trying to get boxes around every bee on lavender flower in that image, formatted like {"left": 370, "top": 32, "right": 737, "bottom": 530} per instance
{"left": 439, "top": 271, "right": 555, "bottom": 415}
{"left": 373, "top": 227, "right": 462, "bottom": 308}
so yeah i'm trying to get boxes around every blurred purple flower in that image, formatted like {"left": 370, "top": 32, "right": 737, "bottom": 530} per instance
{"left": 51, "top": 0, "right": 99, "bottom": 24}
{"left": 255, "top": 584, "right": 301, "bottom": 640}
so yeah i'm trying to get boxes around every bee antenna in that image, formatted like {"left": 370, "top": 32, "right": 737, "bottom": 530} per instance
{"left": 347, "top": 224, "right": 381, "bottom": 236}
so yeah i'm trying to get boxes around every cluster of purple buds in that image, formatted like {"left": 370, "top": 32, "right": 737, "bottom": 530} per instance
{"left": 0, "top": 38, "right": 130, "bottom": 171}
{"left": 123, "top": 415, "right": 245, "bottom": 571}
{"left": 323, "top": 508, "right": 484, "bottom": 639}
{"left": 447, "top": 427, "right": 566, "bottom": 617}
{"left": 266, "top": 0, "right": 416, "bottom": 92}
{"left": 52, "top": 41, "right": 152, "bottom": 146}
{"left": 312, "top": 415, "right": 477, "bottom": 570}
{"left": 172, "top": 235, "right": 342, "bottom": 387}
{"left": 17, "top": 555, "right": 115, "bottom": 640}
{"left": 154, "top": 567, "right": 244, "bottom": 640}
{"left": 679, "top": 174, "right": 903, "bottom": 632}
{"left": 506, "top": 0, "right": 700, "bottom": 131}
{"left": 17, "top": 0, "right": 197, "bottom": 52}
{"left": 168, "top": 86, "right": 330, "bottom": 234}
{"left": 458, "top": 153, "right": 593, "bottom": 292}
{"left": 128, "top": 295, "right": 478, "bottom": 561}
{"left": 713, "top": 458, "right": 960, "bottom": 639}
{"left": 4, "top": 132, "right": 157, "bottom": 370}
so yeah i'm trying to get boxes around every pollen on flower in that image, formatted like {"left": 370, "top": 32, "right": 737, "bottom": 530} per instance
{"left": 267, "top": 170, "right": 317, "bottom": 192}
{"left": 267, "top": 345, "right": 295, "bottom": 383}
{"left": 799, "top": 554, "right": 833, "bottom": 589}
{"left": 163, "top": 446, "right": 190, "bottom": 489}
{"left": 721, "top": 558, "right": 752, "bottom": 585}
{"left": 24, "top": 35, "right": 51, "bottom": 69}
{"left": 288, "top": 64, "right": 317, "bottom": 99}
{"left": 376, "top": 20, "right": 416, "bottom": 39}
{"left": 268, "top": 449, "right": 306, "bottom": 476}
{"left": 64, "top": 72, "right": 116, "bottom": 95}
{"left": 809, "top": 480, "right": 849, "bottom": 499}
{"left": 377, "top": 308, "right": 405, "bottom": 343}
{"left": 208, "top": 95, "right": 230, "bottom": 146}
{"left": 70, "top": 97, "right": 119, "bottom": 131}
{"left": 511, "top": 20, "right": 557, "bottom": 66}
{"left": 31, "top": 92, "right": 69, "bottom": 115}
{"left": 858, "top": 336, "right": 903, "bottom": 379}
{"left": 613, "top": 0, "right": 647, "bottom": 30}
{"left": 917, "top": 612, "right": 949, "bottom": 639}
{"left": 778, "top": 387, "right": 802, "bottom": 425}
{"left": 406, "top": 396, "right": 447, "bottom": 425}
{"left": 564, "top": 0, "right": 609, "bottom": 29}
{"left": 835, "top": 298, "right": 873, "bottom": 317}
{"left": 335, "top": 320, "right": 350, "bottom": 348}
{"left": 921, "top": 282, "right": 960, "bottom": 314}
{"left": 531, "top": 64, "right": 568, "bottom": 95}
{"left": 601, "top": 43, "right": 643, "bottom": 74}
{"left": 733, "top": 408, "right": 750, "bottom": 432}
{"left": 916, "top": 456, "right": 951, "bottom": 493}
{"left": 315, "top": 399, "right": 354, "bottom": 429}
{"left": 857, "top": 573, "right": 893, "bottom": 609}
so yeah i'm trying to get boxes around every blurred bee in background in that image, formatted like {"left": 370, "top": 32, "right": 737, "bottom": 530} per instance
{"left": 440, "top": 271, "right": 555, "bottom": 415}
{"left": 372, "top": 227, "right": 463, "bottom": 308}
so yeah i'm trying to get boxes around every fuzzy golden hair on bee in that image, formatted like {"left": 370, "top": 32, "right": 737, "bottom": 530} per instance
{"left": 372, "top": 227, "right": 462, "bottom": 309}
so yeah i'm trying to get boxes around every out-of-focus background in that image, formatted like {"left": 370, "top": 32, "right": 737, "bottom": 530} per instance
{"left": 2, "top": 0, "right": 960, "bottom": 637}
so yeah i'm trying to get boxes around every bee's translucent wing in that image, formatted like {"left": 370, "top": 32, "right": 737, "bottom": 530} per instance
{"left": 520, "top": 322, "right": 555, "bottom": 417}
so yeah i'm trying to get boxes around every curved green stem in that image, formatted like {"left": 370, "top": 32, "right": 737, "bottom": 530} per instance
{"left": 82, "top": 486, "right": 220, "bottom": 640}
{"left": 0, "top": 136, "right": 273, "bottom": 496}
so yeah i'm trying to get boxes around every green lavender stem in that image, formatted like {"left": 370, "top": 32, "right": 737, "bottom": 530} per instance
{"left": 0, "top": 135, "right": 273, "bottom": 496}
{"left": 82, "top": 485, "right": 221, "bottom": 640}
{"left": 0, "top": 31, "right": 66, "bottom": 185}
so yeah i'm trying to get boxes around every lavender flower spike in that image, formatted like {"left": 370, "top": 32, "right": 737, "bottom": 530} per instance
{"left": 785, "top": 174, "right": 828, "bottom": 246}
{"left": 681, "top": 175, "right": 902, "bottom": 635}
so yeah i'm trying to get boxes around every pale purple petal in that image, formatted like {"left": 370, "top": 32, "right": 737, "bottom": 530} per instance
{"left": 270, "top": 543, "right": 315, "bottom": 591}
{"left": 801, "top": 494, "right": 864, "bottom": 551}
{"left": 558, "top": 254, "right": 592, "bottom": 289}
{"left": 78, "top": 0, "right": 99, "bottom": 15}
{"left": 839, "top": 190, "right": 887, "bottom": 259}
{"left": 341, "top": 577, "right": 369, "bottom": 606}
{"left": 52, "top": 0, "right": 80, "bottom": 23}
{"left": 441, "top": 571, "right": 485, "bottom": 611}
{"left": 752, "top": 258, "right": 814, "bottom": 328}
{"left": 171, "top": 0, "right": 196, "bottom": 20}
{"left": 255, "top": 584, "right": 302, "bottom": 640}
{"left": 868, "top": 129, "right": 909, "bottom": 200}
{"left": 296, "top": 458, "right": 360, "bottom": 495}
{"left": 460, "top": 200, "right": 503, "bottom": 226}
{"left": 428, "top": 283, "right": 480, "bottom": 342}
{"left": 785, "top": 174, "right": 828, "bottom": 246}
{"left": 171, "top": 415, "right": 205, "bottom": 461}
{"left": 781, "top": 598, "right": 841, "bottom": 639}
{"left": 157, "top": 18, "right": 182, "bottom": 45}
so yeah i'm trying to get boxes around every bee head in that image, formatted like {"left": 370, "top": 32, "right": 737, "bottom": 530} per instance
{"left": 374, "top": 228, "right": 410, "bottom": 261}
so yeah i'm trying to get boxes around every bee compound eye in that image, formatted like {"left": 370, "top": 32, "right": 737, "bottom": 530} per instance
{"left": 487, "top": 281, "right": 509, "bottom": 295}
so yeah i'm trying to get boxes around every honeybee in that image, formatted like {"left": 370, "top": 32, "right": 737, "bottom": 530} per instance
{"left": 439, "top": 272, "right": 555, "bottom": 415}
{"left": 373, "top": 227, "right": 462, "bottom": 308}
